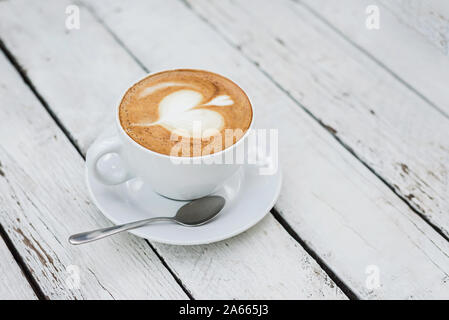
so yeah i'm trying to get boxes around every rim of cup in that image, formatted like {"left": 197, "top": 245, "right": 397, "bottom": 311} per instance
{"left": 114, "top": 68, "right": 255, "bottom": 160}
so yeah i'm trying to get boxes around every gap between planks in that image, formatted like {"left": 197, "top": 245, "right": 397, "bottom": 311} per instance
{"left": 0, "top": 224, "right": 46, "bottom": 299}
{"left": 296, "top": 0, "right": 449, "bottom": 121}
{"left": 270, "top": 208, "right": 358, "bottom": 300}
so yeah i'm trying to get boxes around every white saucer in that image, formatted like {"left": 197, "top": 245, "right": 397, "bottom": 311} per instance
{"left": 86, "top": 153, "right": 282, "bottom": 245}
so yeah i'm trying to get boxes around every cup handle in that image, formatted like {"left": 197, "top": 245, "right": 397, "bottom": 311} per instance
{"left": 86, "top": 134, "right": 134, "bottom": 185}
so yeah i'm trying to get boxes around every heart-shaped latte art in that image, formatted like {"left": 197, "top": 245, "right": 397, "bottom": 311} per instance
{"left": 134, "top": 86, "right": 234, "bottom": 138}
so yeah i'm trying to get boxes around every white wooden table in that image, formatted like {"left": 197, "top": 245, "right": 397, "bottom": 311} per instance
{"left": 1, "top": 0, "right": 448, "bottom": 300}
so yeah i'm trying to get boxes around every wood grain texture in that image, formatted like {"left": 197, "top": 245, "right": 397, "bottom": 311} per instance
{"left": 1, "top": 0, "right": 449, "bottom": 299}
{"left": 0, "top": 51, "right": 187, "bottom": 300}
{"left": 187, "top": 0, "right": 449, "bottom": 238}
{"left": 0, "top": 0, "right": 345, "bottom": 299}
{"left": 83, "top": 0, "right": 449, "bottom": 298}
{"left": 379, "top": 0, "right": 449, "bottom": 55}
{"left": 302, "top": 0, "right": 449, "bottom": 116}
{"left": 0, "top": 236, "right": 37, "bottom": 299}
{"left": 157, "top": 215, "right": 346, "bottom": 299}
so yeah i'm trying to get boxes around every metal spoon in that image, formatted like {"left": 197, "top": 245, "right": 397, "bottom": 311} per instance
{"left": 69, "top": 195, "right": 226, "bottom": 245}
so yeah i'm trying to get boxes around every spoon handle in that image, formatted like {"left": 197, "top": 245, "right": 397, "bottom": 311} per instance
{"left": 69, "top": 217, "right": 173, "bottom": 245}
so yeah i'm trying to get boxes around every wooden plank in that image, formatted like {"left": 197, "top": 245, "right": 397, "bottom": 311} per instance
{"left": 0, "top": 0, "right": 345, "bottom": 299}
{"left": 0, "top": 236, "right": 37, "bottom": 299}
{"left": 302, "top": 0, "right": 449, "bottom": 116}
{"left": 0, "top": 51, "right": 187, "bottom": 300}
{"left": 81, "top": 0, "right": 449, "bottom": 298}
{"left": 186, "top": 0, "right": 449, "bottom": 238}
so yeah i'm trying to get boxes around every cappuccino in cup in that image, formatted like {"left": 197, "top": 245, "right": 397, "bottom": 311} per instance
{"left": 87, "top": 69, "right": 253, "bottom": 200}
{"left": 119, "top": 69, "right": 253, "bottom": 157}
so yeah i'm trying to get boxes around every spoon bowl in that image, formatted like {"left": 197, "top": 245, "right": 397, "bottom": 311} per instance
{"left": 174, "top": 195, "right": 225, "bottom": 226}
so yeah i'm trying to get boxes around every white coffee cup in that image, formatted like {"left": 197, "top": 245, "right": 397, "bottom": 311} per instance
{"left": 86, "top": 73, "right": 253, "bottom": 200}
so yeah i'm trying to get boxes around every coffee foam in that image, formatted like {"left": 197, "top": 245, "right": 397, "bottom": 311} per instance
{"left": 119, "top": 69, "right": 252, "bottom": 156}
{"left": 135, "top": 89, "right": 234, "bottom": 137}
